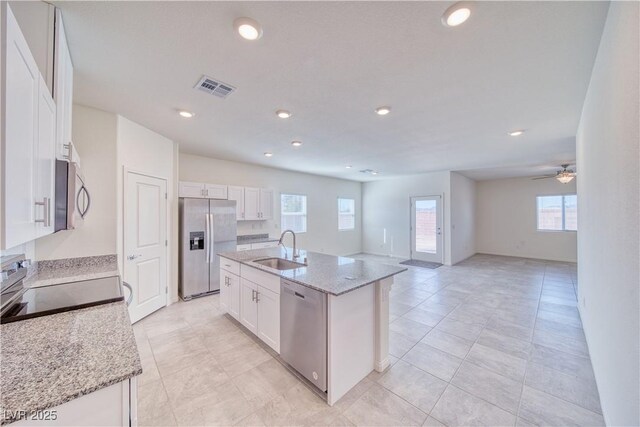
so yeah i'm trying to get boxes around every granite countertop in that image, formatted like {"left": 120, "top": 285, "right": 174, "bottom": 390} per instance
{"left": 25, "top": 255, "right": 119, "bottom": 288}
{"left": 1, "top": 254, "right": 140, "bottom": 425}
{"left": 0, "top": 302, "right": 142, "bottom": 425}
{"left": 237, "top": 234, "right": 279, "bottom": 245}
{"left": 218, "top": 247, "right": 406, "bottom": 296}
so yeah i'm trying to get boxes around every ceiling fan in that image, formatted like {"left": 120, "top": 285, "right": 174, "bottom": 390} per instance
{"left": 532, "top": 164, "right": 576, "bottom": 184}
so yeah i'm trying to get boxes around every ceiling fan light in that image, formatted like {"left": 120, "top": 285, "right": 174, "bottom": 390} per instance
{"left": 556, "top": 173, "right": 575, "bottom": 184}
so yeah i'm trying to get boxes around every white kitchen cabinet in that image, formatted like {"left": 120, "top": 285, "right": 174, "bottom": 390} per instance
{"left": 256, "top": 285, "right": 280, "bottom": 353}
{"left": 12, "top": 377, "right": 136, "bottom": 426}
{"left": 219, "top": 269, "right": 240, "bottom": 321}
{"left": 259, "top": 189, "right": 274, "bottom": 220}
{"left": 53, "top": 8, "right": 73, "bottom": 161}
{"left": 244, "top": 187, "right": 260, "bottom": 220}
{"left": 227, "top": 186, "right": 245, "bottom": 220}
{"left": 179, "top": 181, "right": 228, "bottom": 199}
{"left": 240, "top": 278, "right": 258, "bottom": 334}
{"left": 205, "top": 183, "right": 227, "bottom": 199}
{"left": 1, "top": 4, "right": 57, "bottom": 249}
{"left": 179, "top": 181, "right": 206, "bottom": 198}
{"left": 250, "top": 241, "right": 278, "bottom": 250}
{"left": 35, "top": 76, "right": 56, "bottom": 237}
{"left": 236, "top": 244, "right": 252, "bottom": 251}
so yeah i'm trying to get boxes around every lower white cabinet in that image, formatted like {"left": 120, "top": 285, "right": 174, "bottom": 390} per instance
{"left": 240, "top": 278, "right": 259, "bottom": 334}
{"left": 219, "top": 269, "right": 240, "bottom": 321}
{"left": 12, "top": 378, "right": 136, "bottom": 426}
{"left": 256, "top": 285, "right": 280, "bottom": 352}
{"left": 221, "top": 260, "right": 281, "bottom": 353}
{"left": 250, "top": 241, "right": 278, "bottom": 250}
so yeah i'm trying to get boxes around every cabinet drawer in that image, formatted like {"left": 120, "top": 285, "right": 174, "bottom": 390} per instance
{"left": 241, "top": 265, "right": 280, "bottom": 295}
{"left": 219, "top": 258, "right": 240, "bottom": 275}
{"left": 251, "top": 241, "right": 278, "bottom": 249}
{"left": 236, "top": 244, "right": 252, "bottom": 251}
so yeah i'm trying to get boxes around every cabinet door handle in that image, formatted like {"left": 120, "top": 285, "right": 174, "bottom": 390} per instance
{"left": 255, "top": 290, "right": 260, "bottom": 303}
{"left": 251, "top": 289, "right": 256, "bottom": 301}
{"left": 34, "top": 198, "right": 50, "bottom": 226}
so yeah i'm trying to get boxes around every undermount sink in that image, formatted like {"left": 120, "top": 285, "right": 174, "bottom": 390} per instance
{"left": 253, "top": 257, "right": 306, "bottom": 271}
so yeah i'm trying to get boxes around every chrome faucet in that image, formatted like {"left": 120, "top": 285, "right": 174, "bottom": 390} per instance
{"left": 278, "top": 229, "right": 299, "bottom": 260}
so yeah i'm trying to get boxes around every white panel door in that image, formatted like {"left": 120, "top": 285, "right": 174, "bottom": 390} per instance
{"left": 124, "top": 171, "right": 168, "bottom": 323}
{"left": 54, "top": 9, "right": 74, "bottom": 161}
{"left": 260, "top": 189, "right": 274, "bottom": 220}
{"left": 240, "top": 278, "right": 258, "bottom": 334}
{"left": 227, "top": 186, "right": 245, "bottom": 220}
{"left": 179, "top": 181, "right": 205, "bottom": 198}
{"left": 257, "top": 285, "right": 280, "bottom": 353}
{"left": 2, "top": 4, "right": 39, "bottom": 249}
{"left": 35, "top": 76, "right": 56, "bottom": 238}
{"left": 228, "top": 273, "right": 240, "bottom": 320}
{"left": 410, "top": 196, "right": 443, "bottom": 263}
{"left": 244, "top": 187, "right": 260, "bottom": 220}
{"left": 205, "top": 183, "right": 227, "bottom": 199}
{"left": 219, "top": 270, "right": 230, "bottom": 313}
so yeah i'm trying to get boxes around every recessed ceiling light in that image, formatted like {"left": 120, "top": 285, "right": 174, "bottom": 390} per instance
{"left": 508, "top": 130, "right": 525, "bottom": 136}
{"left": 442, "top": 2, "right": 472, "bottom": 27}
{"left": 375, "top": 106, "right": 391, "bottom": 116}
{"left": 346, "top": 165, "right": 353, "bottom": 169}
{"left": 371, "top": 171, "right": 379, "bottom": 175}
{"left": 276, "top": 110, "right": 291, "bottom": 119}
{"left": 178, "top": 110, "right": 194, "bottom": 118}
{"left": 291, "top": 141, "right": 302, "bottom": 147}
{"left": 234, "top": 17, "right": 263, "bottom": 41}
{"left": 264, "top": 152, "right": 273, "bottom": 157}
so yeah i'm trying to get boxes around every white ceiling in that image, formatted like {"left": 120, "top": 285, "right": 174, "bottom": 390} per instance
{"left": 57, "top": 1, "right": 608, "bottom": 182}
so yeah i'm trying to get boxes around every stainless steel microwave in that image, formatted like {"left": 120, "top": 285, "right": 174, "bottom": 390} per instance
{"left": 54, "top": 159, "right": 90, "bottom": 231}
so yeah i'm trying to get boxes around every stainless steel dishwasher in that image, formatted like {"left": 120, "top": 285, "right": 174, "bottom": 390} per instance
{"left": 280, "top": 279, "right": 327, "bottom": 392}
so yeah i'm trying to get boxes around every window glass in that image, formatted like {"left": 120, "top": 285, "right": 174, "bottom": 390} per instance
{"left": 537, "top": 195, "right": 577, "bottom": 231}
{"left": 338, "top": 198, "right": 355, "bottom": 230}
{"left": 281, "top": 194, "right": 307, "bottom": 233}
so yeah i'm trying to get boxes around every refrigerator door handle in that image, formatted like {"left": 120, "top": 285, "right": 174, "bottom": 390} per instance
{"left": 209, "top": 213, "right": 215, "bottom": 263}
{"left": 205, "top": 213, "right": 210, "bottom": 263}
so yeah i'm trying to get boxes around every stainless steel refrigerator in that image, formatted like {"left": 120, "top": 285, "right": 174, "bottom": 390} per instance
{"left": 179, "top": 198, "right": 237, "bottom": 300}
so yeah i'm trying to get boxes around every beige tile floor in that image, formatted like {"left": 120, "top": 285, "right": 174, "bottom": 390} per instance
{"left": 133, "top": 254, "right": 604, "bottom": 426}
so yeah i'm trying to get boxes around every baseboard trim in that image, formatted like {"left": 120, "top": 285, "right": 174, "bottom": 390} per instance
{"left": 475, "top": 251, "right": 577, "bottom": 264}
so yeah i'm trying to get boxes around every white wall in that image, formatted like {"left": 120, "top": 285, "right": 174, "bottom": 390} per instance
{"left": 475, "top": 176, "right": 577, "bottom": 262}
{"left": 576, "top": 2, "right": 639, "bottom": 425}
{"left": 116, "top": 116, "right": 179, "bottom": 302}
{"left": 35, "top": 105, "right": 118, "bottom": 260}
{"left": 362, "top": 171, "right": 452, "bottom": 263}
{"left": 450, "top": 172, "right": 476, "bottom": 264}
{"left": 179, "top": 153, "right": 362, "bottom": 257}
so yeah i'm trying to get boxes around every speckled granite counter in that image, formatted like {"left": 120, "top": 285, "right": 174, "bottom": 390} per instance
{"left": 25, "top": 255, "right": 119, "bottom": 288}
{"left": 0, "top": 301, "right": 141, "bottom": 425}
{"left": 218, "top": 247, "right": 406, "bottom": 296}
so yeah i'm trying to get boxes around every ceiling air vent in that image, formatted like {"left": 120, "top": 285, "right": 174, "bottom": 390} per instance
{"left": 194, "top": 75, "right": 236, "bottom": 99}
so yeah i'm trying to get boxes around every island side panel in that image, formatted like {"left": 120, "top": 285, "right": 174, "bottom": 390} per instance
{"left": 326, "top": 284, "right": 375, "bottom": 406}
{"left": 375, "top": 276, "right": 393, "bottom": 372}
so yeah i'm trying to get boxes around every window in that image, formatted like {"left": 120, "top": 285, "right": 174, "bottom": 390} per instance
{"left": 338, "top": 198, "right": 355, "bottom": 230}
{"left": 537, "top": 194, "right": 577, "bottom": 231}
{"left": 281, "top": 194, "right": 307, "bottom": 233}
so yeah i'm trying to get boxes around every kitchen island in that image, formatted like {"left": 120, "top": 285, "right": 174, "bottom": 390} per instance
{"left": 218, "top": 247, "right": 406, "bottom": 405}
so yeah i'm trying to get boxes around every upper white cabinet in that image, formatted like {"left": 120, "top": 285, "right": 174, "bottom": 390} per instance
{"left": 227, "top": 185, "right": 245, "bottom": 220}
{"left": 259, "top": 188, "right": 274, "bottom": 220}
{"left": 244, "top": 187, "right": 260, "bottom": 220}
{"left": 178, "top": 181, "right": 227, "bottom": 199}
{"left": 1, "top": 4, "right": 56, "bottom": 249}
{"left": 36, "top": 76, "right": 56, "bottom": 237}
{"left": 205, "top": 183, "right": 227, "bottom": 199}
{"left": 244, "top": 187, "right": 273, "bottom": 220}
{"left": 179, "top": 181, "right": 272, "bottom": 221}
{"left": 54, "top": 8, "right": 73, "bottom": 161}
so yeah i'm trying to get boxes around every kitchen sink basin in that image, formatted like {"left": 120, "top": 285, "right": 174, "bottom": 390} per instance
{"left": 253, "top": 257, "right": 306, "bottom": 271}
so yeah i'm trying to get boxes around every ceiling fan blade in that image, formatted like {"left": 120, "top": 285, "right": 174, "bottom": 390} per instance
{"left": 531, "top": 175, "right": 554, "bottom": 180}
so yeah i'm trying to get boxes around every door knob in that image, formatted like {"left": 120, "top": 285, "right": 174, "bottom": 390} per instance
{"left": 127, "top": 254, "right": 142, "bottom": 261}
